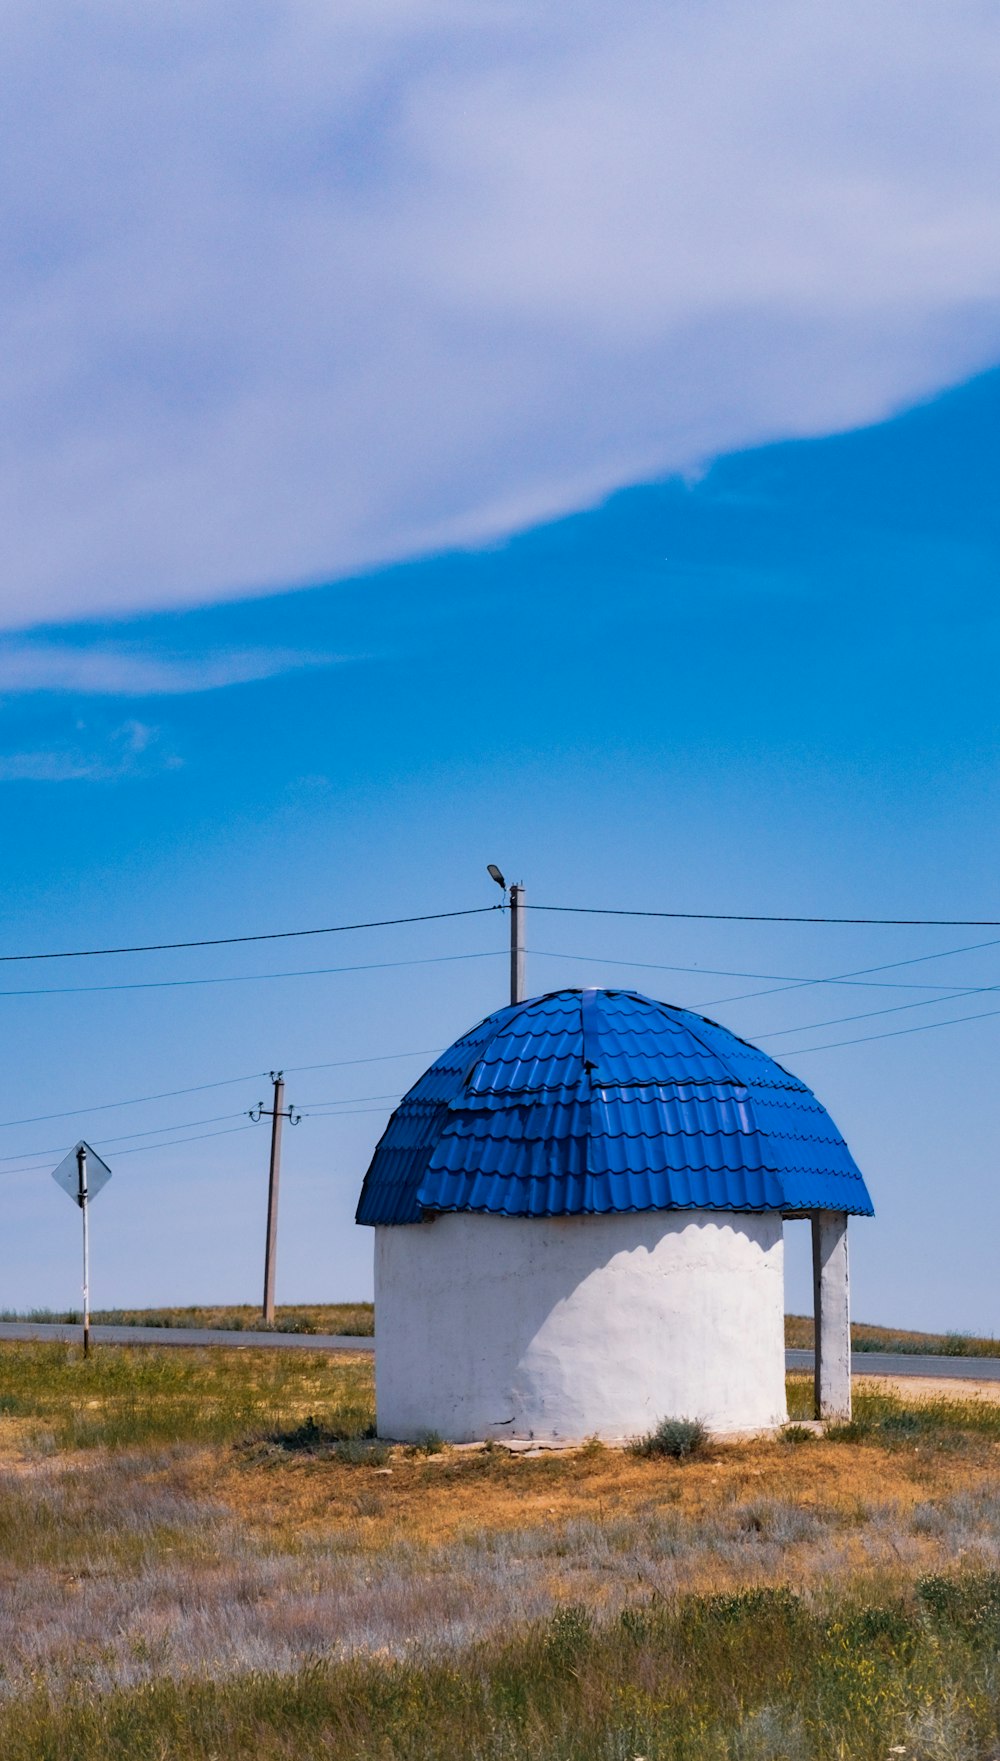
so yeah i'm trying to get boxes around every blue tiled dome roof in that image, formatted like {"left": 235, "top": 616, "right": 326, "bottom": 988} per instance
{"left": 355, "top": 988, "right": 873, "bottom": 1225}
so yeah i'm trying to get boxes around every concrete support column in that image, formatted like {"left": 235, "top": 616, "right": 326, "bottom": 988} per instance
{"left": 812, "top": 1210, "right": 851, "bottom": 1421}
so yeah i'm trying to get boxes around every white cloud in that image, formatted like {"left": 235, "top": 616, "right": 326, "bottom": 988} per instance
{"left": 0, "top": 0, "right": 998, "bottom": 630}
{"left": 0, "top": 641, "right": 339, "bottom": 695}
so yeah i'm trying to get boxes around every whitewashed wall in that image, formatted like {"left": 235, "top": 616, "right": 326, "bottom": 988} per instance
{"left": 374, "top": 1210, "right": 787, "bottom": 1442}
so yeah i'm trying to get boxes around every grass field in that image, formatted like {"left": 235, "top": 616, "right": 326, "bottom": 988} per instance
{"left": 4, "top": 1341, "right": 1000, "bottom": 1754}
{"left": 785, "top": 1314, "right": 1000, "bottom": 1357}
{"left": 0, "top": 1301, "right": 375, "bottom": 1335}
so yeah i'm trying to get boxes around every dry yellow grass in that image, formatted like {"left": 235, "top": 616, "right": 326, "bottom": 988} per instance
{"left": 189, "top": 1375, "right": 1000, "bottom": 1559}
{"left": 855, "top": 1370, "right": 1000, "bottom": 1401}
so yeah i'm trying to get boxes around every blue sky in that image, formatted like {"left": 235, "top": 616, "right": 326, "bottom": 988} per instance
{"left": 2, "top": 369, "right": 1000, "bottom": 1327}
{"left": 1, "top": 3, "right": 999, "bottom": 1329}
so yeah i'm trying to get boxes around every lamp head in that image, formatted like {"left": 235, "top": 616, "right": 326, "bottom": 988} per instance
{"left": 486, "top": 863, "right": 507, "bottom": 892}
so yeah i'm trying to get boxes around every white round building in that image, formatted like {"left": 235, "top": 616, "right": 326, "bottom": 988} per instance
{"left": 356, "top": 988, "right": 872, "bottom": 1442}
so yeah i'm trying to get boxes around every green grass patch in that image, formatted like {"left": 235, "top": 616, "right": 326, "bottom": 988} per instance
{"left": 826, "top": 1386, "right": 1000, "bottom": 1449}
{"left": 785, "top": 1312, "right": 1000, "bottom": 1357}
{"left": 0, "top": 1341, "right": 375, "bottom": 1451}
{"left": 0, "top": 1303, "right": 374, "bottom": 1336}
{"left": 786, "top": 1373, "right": 1000, "bottom": 1447}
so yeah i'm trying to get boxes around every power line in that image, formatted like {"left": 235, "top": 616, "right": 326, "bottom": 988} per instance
{"left": 300, "top": 1103, "right": 399, "bottom": 1119}
{"left": 283, "top": 1049, "right": 442, "bottom": 1078}
{"left": 533, "top": 904, "right": 1000, "bottom": 928}
{"left": 529, "top": 944, "right": 1000, "bottom": 995}
{"left": 0, "top": 1122, "right": 258, "bottom": 1177}
{"left": 5, "top": 894, "right": 1000, "bottom": 968}
{"left": 0, "top": 948, "right": 503, "bottom": 1001}
{"left": 697, "top": 935, "right": 1000, "bottom": 1008}
{"left": 0, "top": 1047, "right": 443, "bottom": 1132}
{"left": 2, "top": 1103, "right": 403, "bottom": 1177}
{"left": 0, "top": 1089, "right": 415, "bottom": 1166}
{"left": 297, "top": 1091, "right": 401, "bottom": 1109}
{"left": 0, "top": 1110, "right": 251, "bottom": 1167}
{"left": 783, "top": 1002, "right": 1000, "bottom": 1056}
{"left": 754, "top": 985, "right": 994, "bottom": 1042}
{"left": 0, "top": 905, "right": 499, "bottom": 965}
{"left": 0, "top": 1071, "right": 268, "bottom": 1132}
{"left": 529, "top": 942, "right": 1000, "bottom": 1048}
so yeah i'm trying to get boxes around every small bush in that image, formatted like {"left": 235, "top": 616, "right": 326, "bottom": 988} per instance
{"left": 917, "top": 1570, "right": 1000, "bottom": 1640}
{"left": 333, "top": 1438, "right": 391, "bottom": 1466}
{"left": 408, "top": 1429, "right": 444, "bottom": 1456}
{"left": 544, "top": 1603, "right": 593, "bottom": 1665}
{"left": 781, "top": 1424, "right": 817, "bottom": 1445}
{"left": 628, "top": 1416, "right": 708, "bottom": 1460}
{"left": 266, "top": 1413, "right": 378, "bottom": 1456}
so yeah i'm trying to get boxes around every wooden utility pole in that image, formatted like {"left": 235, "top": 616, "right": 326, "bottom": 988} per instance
{"left": 509, "top": 882, "right": 526, "bottom": 1005}
{"left": 251, "top": 1073, "right": 300, "bottom": 1324}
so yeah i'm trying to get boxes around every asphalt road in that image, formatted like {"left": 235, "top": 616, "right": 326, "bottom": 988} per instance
{"left": 0, "top": 1321, "right": 374, "bottom": 1351}
{"left": 785, "top": 1347, "right": 1000, "bottom": 1381}
{"left": 0, "top": 1324, "right": 997, "bottom": 1378}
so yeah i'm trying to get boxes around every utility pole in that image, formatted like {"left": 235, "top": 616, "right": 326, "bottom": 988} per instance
{"left": 250, "top": 1073, "right": 300, "bottom": 1324}
{"left": 487, "top": 866, "right": 526, "bottom": 1005}
{"left": 509, "top": 882, "right": 526, "bottom": 1005}
{"left": 77, "top": 1144, "right": 90, "bottom": 1358}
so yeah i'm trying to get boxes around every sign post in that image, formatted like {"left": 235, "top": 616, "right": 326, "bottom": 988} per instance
{"left": 51, "top": 1141, "right": 112, "bottom": 1358}
{"left": 78, "top": 1146, "right": 90, "bottom": 1356}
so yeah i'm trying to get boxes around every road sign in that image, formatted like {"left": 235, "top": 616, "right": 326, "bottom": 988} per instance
{"left": 51, "top": 1141, "right": 112, "bottom": 1206}
{"left": 51, "top": 1142, "right": 111, "bottom": 1358}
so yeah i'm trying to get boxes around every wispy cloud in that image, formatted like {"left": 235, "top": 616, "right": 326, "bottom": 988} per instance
{"left": 0, "top": 1, "right": 998, "bottom": 630}
{"left": 0, "top": 642, "right": 338, "bottom": 696}
{"left": 0, "top": 719, "right": 179, "bottom": 783}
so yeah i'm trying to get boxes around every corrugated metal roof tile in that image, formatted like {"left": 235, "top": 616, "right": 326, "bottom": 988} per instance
{"left": 355, "top": 988, "right": 874, "bottom": 1224}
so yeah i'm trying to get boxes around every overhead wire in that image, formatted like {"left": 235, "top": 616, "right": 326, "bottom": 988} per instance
{"left": 780, "top": 1002, "right": 1000, "bottom": 1056}
{"left": 527, "top": 939, "right": 1000, "bottom": 1039}
{"left": 0, "top": 905, "right": 500, "bottom": 964}
{"left": 0, "top": 948, "right": 504, "bottom": 1001}
{"left": 0, "top": 1109, "right": 253, "bottom": 1167}
{"left": 0, "top": 1090, "right": 413, "bottom": 1171}
{"left": 696, "top": 935, "right": 1000, "bottom": 1007}
{"left": 0, "top": 1047, "right": 443, "bottom": 1131}
{"left": 0, "top": 1122, "right": 257, "bottom": 1177}
{"left": 7, "top": 895, "right": 1000, "bottom": 1157}
{"left": 528, "top": 942, "right": 1000, "bottom": 995}
{"left": 753, "top": 986, "right": 997, "bottom": 1042}
{"left": 4, "top": 895, "right": 1000, "bottom": 968}
{"left": 533, "top": 904, "right": 1000, "bottom": 928}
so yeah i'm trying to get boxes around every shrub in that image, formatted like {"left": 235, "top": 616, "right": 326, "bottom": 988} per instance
{"left": 333, "top": 1438, "right": 391, "bottom": 1466}
{"left": 266, "top": 1414, "right": 380, "bottom": 1457}
{"left": 408, "top": 1429, "right": 444, "bottom": 1456}
{"left": 917, "top": 1570, "right": 1000, "bottom": 1640}
{"left": 544, "top": 1603, "right": 593, "bottom": 1665}
{"left": 781, "top": 1424, "right": 817, "bottom": 1445}
{"left": 628, "top": 1416, "right": 708, "bottom": 1460}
